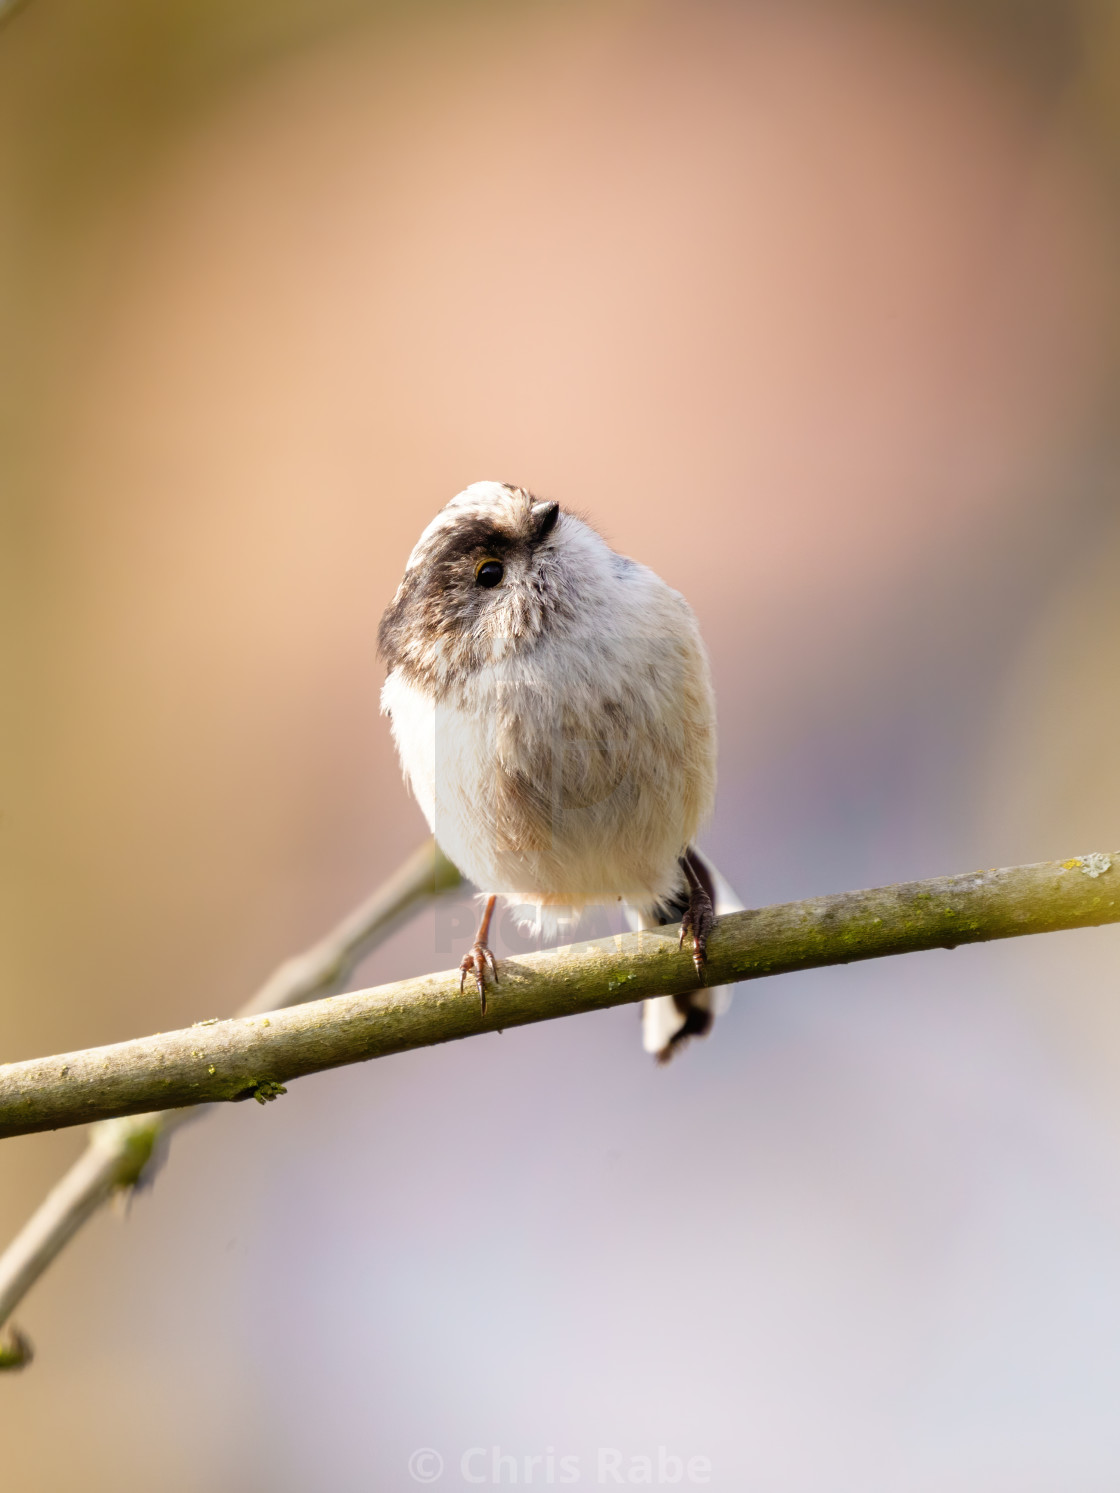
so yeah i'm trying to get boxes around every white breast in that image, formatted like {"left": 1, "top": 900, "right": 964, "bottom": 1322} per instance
{"left": 381, "top": 668, "right": 503, "bottom": 889}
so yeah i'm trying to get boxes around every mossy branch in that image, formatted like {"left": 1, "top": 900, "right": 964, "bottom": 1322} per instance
{"left": 1, "top": 853, "right": 1117, "bottom": 1143}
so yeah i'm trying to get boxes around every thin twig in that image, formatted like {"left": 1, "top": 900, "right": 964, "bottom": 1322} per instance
{"left": 2, "top": 852, "right": 1117, "bottom": 1142}
{"left": 0, "top": 838, "right": 460, "bottom": 1366}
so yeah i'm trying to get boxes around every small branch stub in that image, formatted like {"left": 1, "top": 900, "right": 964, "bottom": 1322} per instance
{"left": 0, "top": 1325, "right": 32, "bottom": 1370}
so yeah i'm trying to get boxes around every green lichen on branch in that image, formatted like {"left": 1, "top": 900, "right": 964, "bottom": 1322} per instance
{"left": 237, "top": 1079, "right": 288, "bottom": 1105}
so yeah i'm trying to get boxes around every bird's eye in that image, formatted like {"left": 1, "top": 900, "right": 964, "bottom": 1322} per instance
{"left": 475, "top": 559, "right": 504, "bottom": 588}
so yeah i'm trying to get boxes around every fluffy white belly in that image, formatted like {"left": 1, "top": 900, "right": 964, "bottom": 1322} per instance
{"left": 381, "top": 669, "right": 702, "bottom": 911}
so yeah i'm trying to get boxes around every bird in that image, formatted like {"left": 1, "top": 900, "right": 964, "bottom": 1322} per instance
{"left": 378, "top": 481, "right": 735, "bottom": 1061}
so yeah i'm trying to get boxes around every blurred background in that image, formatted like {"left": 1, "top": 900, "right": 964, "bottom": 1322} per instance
{"left": 3, "top": 0, "right": 1120, "bottom": 1486}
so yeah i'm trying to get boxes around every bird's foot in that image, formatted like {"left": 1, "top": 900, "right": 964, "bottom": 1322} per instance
{"left": 678, "top": 861, "right": 716, "bottom": 977}
{"left": 460, "top": 941, "right": 499, "bottom": 1015}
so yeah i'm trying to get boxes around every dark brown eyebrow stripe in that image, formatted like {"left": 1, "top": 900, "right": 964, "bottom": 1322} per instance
{"left": 429, "top": 516, "right": 517, "bottom": 566}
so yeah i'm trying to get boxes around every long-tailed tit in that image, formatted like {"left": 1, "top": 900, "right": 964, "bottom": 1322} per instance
{"left": 378, "top": 481, "right": 735, "bottom": 1061}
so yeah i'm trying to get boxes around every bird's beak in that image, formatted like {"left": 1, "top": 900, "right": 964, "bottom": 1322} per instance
{"left": 531, "top": 500, "right": 560, "bottom": 541}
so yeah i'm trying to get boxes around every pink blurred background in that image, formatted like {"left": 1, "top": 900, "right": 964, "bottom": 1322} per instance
{"left": 4, "top": 0, "right": 1120, "bottom": 1486}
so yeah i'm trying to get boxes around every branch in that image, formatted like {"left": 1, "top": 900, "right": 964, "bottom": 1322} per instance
{"left": 1, "top": 853, "right": 1116, "bottom": 1144}
{"left": 0, "top": 838, "right": 460, "bottom": 1364}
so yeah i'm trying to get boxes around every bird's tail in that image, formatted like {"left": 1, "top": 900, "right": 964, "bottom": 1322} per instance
{"left": 626, "top": 848, "right": 743, "bottom": 1063}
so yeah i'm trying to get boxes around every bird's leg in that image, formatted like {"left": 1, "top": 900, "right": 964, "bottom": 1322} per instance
{"left": 678, "top": 854, "right": 716, "bottom": 976}
{"left": 460, "top": 894, "right": 499, "bottom": 1014}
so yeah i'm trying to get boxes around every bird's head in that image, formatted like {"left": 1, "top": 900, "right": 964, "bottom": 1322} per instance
{"left": 378, "top": 481, "right": 605, "bottom": 693}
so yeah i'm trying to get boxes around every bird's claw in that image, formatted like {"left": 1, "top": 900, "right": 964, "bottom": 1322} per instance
{"left": 679, "top": 886, "right": 716, "bottom": 977}
{"left": 460, "top": 941, "right": 499, "bottom": 1015}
